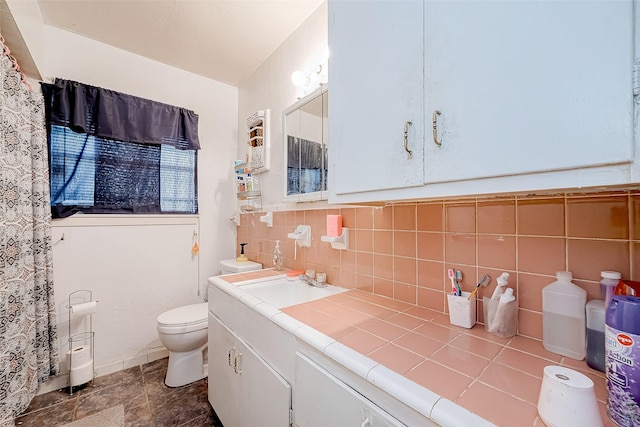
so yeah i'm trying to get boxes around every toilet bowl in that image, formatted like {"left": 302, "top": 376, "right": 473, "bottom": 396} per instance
{"left": 157, "top": 258, "right": 262, "bottom": 387}
{"left": 157, "top": 302, "right": 209, "bottom": 387}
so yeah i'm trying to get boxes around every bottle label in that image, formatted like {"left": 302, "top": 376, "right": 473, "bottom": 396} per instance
{"left": 606, "top": 325, "right": 640, "bottom": 426}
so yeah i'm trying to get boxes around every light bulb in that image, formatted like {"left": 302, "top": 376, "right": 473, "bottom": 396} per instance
{"left": 291, "top": 70, "right": 308, "bottom": 87}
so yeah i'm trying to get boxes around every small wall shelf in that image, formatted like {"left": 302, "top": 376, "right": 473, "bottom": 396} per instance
{"left": 259, "top": 211, "right": 273, "bottom": 227}
{"left": 235, "top": 162, "right": 261, "bottom": 212}
{"left": 321, "top": 228, "right": 349, "bottom": 250}
{"left": 246, "top": 110, "right": 270, "bottom": 173}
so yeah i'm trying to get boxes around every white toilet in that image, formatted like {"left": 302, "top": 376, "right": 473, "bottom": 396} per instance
{"left": 156, "top": 259, "right": 262, "bottom": 387}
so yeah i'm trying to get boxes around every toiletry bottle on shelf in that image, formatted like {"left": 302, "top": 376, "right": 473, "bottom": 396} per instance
{"left": 542, "top": 271, "right": 587, "bottom": 360}
{"left": 273, "top": 240, "right": 283, "bottom": 271}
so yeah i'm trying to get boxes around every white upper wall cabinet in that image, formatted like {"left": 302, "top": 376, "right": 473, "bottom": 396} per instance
{"left": 424, "top": 0, "right": 633, "bottom": 183}
{"left": 328, "top": 0, "right": 637, "bottom": 204}
{"left": 328, "top": 0, "right": 425, "bottom": 196}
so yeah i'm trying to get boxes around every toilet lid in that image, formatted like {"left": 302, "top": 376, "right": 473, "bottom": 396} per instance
{"left": 157, "top": 302, "right": 208, "bottom": 327}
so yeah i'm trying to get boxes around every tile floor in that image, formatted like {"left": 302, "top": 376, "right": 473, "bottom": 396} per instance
{"left": 14, "top": 358, "right": 223, "bottom": 427}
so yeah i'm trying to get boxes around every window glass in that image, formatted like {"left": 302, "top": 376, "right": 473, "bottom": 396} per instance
{"left": 48, "top": 125, "right": 197, "bottom": 217}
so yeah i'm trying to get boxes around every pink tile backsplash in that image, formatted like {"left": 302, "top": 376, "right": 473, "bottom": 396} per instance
{"left": 566, "top": 195, "right": 629, "bottom": 239}
{"left": 238, "top": 190, "right": 640, "bottom": 340}
{"left": 477, "top": 199, "right": 516, "bottom": 234}
{"left": 517, "top": 197, "right": 565, "bottom": 236}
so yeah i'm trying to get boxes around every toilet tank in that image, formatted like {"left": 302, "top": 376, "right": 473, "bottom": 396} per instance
{"left": 219, "top": 259, "right": 262, "bottom": 275}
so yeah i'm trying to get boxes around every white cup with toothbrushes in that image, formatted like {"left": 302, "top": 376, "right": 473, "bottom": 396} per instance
{"left": 446, "top": 269, "right": 476, "bottom": 328}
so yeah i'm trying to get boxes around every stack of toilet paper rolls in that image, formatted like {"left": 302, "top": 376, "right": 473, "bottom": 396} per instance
{"left": 67, "top": 345, "right": 93, "bottom": 386}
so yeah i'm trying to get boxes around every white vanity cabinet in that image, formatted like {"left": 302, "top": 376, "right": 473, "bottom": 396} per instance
{"left": 208, "top": 313, "right": 292, "bottom": 427}
{"left": 294, "top": 353, "right": 407, "bottom": 427}
{"left": 328, "top": 0, "right": 637, "bottom": 204}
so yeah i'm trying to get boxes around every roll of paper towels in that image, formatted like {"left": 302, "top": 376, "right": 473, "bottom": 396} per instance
{"left": 70, "top": 301, "right": 97, "bottom": 317}
{"left": 67, "top": 346, "right": 91, "bottom": 368}
{"left": 70, "top": 362, "right": 93, "bottom": 386}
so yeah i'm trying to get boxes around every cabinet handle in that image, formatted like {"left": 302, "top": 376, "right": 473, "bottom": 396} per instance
{"left": 227, "top": 347, "right": 235, "bottom": 366}
{"left": 403, "top": 121, "right": 413, "bottom": 158}
{"left": 432, "top": 110, "right": 442, "bottom": 146}
{"left": 233, "top": 353, "right": 243, "bottom": 374}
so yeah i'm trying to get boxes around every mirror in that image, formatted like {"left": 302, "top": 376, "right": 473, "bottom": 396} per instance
{"left": 283, "top": 86, "right": 328, "bottom": 201}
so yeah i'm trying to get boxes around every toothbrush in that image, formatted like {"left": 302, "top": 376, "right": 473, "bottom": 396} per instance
{"left": 467, "top": 274, "right": 491, "bottom": 300}
{"left": 448, "top": 269, "right": 458, "bottom": 295}
{"left": 454, "top": 270, "right": 463, "bottom": 296}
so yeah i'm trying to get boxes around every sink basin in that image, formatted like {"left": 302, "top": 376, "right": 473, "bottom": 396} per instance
{"left": 237, "top": 277, "right": 346, "bottom": 309}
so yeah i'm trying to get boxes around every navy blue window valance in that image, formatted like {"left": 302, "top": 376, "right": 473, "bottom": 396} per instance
{"left": 41, "top": 78, "right": 200, "bottom": 150}
{"left": 41, "top": 79, "right": 199, "bottom": 218}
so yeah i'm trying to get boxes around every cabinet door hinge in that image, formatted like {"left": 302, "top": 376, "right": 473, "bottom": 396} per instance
{"left": 634, "top": 60, "right": 640, "bottom": 99}
{"left": 289, "top": 408, "right": 295, "bottom": 426}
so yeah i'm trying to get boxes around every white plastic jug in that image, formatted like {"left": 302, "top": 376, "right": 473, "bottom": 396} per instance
{"left": 542, "top": 271, "right": 587, "bottom": 360}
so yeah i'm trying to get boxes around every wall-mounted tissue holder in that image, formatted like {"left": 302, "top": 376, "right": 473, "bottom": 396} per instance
{"left": 259, "top": 211, "right": 273, "bottom": 227}
{"left": 288, "top": 225, "right": 311, "bottom": 247}
{"left": 321, "top": 228, "right": 349, "bottom": 250}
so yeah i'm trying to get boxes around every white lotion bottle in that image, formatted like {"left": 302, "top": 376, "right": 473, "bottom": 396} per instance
{"left": 491, "top": 272, "right": 510, "bottom": 300}
{"left": 542, "top": 271, "right": 587, "bottom": 359}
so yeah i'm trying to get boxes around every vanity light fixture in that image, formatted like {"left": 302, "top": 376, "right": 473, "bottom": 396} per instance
{"left": 291, "top": 47, "right": 329, "bottom": 96}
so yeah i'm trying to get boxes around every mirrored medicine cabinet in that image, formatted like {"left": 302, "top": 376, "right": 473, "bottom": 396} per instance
{"left": 283, "top": 85, "right": 328, "bottom": 201}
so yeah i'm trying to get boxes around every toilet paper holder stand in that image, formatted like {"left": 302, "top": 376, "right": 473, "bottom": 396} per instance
{"left": 66, "top": 289, "right": 98, "bottom": 395}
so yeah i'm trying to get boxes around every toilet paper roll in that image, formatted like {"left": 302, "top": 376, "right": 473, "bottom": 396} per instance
{"left": 67, "top": 346, "right": 91, "bottom": 368}
{"left": 70, "top": 301, "right": 97, "bottom": 317}
{"left": 70, "top": 361, "right": 93, "bottom": 387}
{"left": 537, "top": 366, "right": 602, "bottom": 427}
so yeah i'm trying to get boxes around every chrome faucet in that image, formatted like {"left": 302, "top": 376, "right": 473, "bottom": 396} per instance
{"left": 298, "top": 274, "right": 327, "bottom": 288}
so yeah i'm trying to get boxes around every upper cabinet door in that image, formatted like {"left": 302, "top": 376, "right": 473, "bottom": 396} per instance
{"left": 424, "top": 0, "right": 634, "bottom": 184}
{"left": 328, "top": 0, "right": 424, "bottom": 198}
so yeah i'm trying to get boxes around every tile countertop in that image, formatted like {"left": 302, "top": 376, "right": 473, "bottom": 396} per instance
{"left": 220, "top": 270, "right": 614, "bottom": 427}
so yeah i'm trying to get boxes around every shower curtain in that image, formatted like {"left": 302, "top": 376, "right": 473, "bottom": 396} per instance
{"left": 0, "top": 45, "right": 59, "bottom": 424}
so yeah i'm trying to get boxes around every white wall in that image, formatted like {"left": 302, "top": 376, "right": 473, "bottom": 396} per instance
{"left": 238, "top": 2, "right": 328, "bottom": 209}
{"left": 8, "top": 10, "right": 240, "bottom": 390}
{"left": 6, "top": 0, "right": 328, "bottom": 392}
{"left": 51, "top": 216, "right": 200, "bottom": 375}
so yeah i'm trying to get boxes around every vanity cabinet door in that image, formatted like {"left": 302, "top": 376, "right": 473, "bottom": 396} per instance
{"left": 294, "top": 353, "right": 410, "bottom": 427}
{"left": 208, "top": 313, "right": 239, "bottom": 426}
{"left": 328, "top": 0, "right": 424, "bottom": 200}
{"left": 208, "top": 313, "right": 292, "bottom": 427}
{"left": 424, "top": 0, "right": 634, "bottom": 184}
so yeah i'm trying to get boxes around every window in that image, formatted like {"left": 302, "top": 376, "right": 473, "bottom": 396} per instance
{"left": 42, "top": 79, "right": 199, "bottom": 218}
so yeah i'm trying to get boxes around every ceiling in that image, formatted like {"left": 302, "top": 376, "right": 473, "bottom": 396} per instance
{"left": 1, "top": 0, "right": 323, "bottom": 86}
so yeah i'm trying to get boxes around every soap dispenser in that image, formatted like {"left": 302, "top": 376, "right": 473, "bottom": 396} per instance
{"left": 236, "top": 242, "right": 248, "bottom": 262}
{"left": 273, "top": 240, "right": 283, "bottom": 271}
